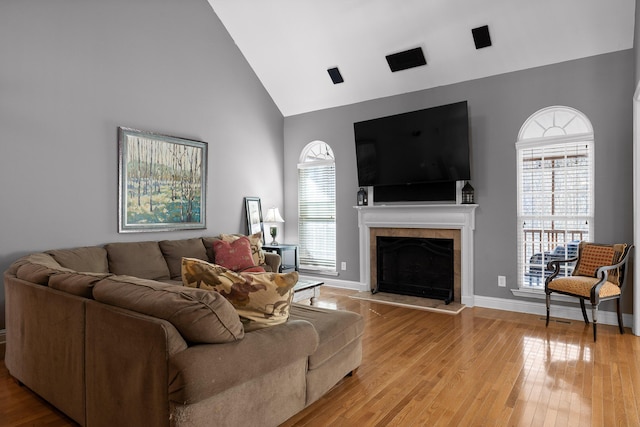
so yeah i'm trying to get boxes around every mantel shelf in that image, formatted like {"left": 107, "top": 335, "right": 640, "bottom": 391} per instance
{"left": 354, "top": 204, "right": 478, "bottom": 210}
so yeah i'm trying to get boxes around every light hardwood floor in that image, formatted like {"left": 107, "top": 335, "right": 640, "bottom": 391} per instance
{"left": 2, "top": 287, "right": 640, "bottom": 426}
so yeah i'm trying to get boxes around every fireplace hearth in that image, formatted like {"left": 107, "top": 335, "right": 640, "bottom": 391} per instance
{"left": 375, "top": 236, "right": 454, "bottom": 304}
{"left": 356, "top": 204, "right": 476, "bottom": 306}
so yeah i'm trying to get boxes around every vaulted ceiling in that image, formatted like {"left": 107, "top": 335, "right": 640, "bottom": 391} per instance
{"left": 208, "top": 0, "right": 635, "bottom": 117}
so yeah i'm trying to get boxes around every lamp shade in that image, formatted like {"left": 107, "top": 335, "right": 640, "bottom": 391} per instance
{"left": 264, "top": 207, "right": 284, "bottom": 223}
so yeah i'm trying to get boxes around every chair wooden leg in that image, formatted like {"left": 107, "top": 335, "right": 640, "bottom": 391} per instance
{"left": 592, "top": 305, "right": 598, "bottom": 342}
{"left": 545, "top": 294, "right": 550, "bottom": 327}
{"left": 617, "top": 299, "right": 625, "bottom": 335}
{"left": 579, "top": 299, "right": 589, "bottom": 324}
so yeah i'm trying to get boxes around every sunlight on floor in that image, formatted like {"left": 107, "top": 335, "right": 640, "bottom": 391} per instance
{"left": 515, "top": 335, "right": 593, "bottom": 423}
{"left": 315, "top": 301, "right": 337, "bottom": 310}
{"left": 523, "top": 336, "right": 592, "bottom": 363}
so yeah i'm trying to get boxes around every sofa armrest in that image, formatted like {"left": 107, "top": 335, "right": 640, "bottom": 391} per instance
{"left": 85, "top": 300, "right": 188, "bottom": 427}
{"left": 168, "top": 319, "right": 318, "bottom": 404}
{"left": 4, "top": 275, "right": 87, "bottom": 425}
{"left": 263, "top": 252, "right": 281, "bottom": 272}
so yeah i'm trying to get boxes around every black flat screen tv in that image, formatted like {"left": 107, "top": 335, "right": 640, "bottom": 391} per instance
{"left": 354, "top": 101, "right": 470, "bottom": 188}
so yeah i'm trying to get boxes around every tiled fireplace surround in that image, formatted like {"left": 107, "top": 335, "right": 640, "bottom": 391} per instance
{"left": 356, "top": 204, "right": 477, "bottom": 306}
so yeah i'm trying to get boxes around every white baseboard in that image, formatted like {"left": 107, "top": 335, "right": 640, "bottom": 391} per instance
{"left": 0, "top": 329, "right": 5, "bottom": 360}
{"left": 320, "top": 281, "right": 635, "bottom": 332}
{"left": 299, "top": 276, "right": 366, "bottom": 291}
{"left": 474, "top": 295, "right": 634, "bottom": 329}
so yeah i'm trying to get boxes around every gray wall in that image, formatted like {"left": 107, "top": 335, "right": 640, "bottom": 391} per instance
{"left": 284, "top": 50, "right": 634, "bottom": 312}
{"left": 636, "top": 0, "right": 640, "bottom": 87}
{"left": 0, "top": 0, "right": 285, "bottom": 329}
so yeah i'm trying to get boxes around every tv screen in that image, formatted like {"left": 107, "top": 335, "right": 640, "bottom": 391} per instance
{"left": 354, "top": 101, "right": 470, "bottom": 187}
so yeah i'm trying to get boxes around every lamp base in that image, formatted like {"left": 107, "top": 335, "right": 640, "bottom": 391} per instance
{"left": 269, "top": 226, "right": 278, "bottom": 245}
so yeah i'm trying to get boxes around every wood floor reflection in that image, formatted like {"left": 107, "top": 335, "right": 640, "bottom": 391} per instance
{"left": 283, "top": 287, "right": 640, "bottom": 426}
{"left": 1, "top": 286, "right": 639, "bottom": 426}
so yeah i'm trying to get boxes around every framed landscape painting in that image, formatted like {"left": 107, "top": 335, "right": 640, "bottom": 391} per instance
{"left": 118, "top": 127, "right": 207, "bottom": 232}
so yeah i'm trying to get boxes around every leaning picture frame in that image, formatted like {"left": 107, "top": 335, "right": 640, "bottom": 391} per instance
{"left": 118, "top": 127, "right": 207, "bottom": 232}
{"left": 244, "top": 196, "right": 265, "bottom": 243}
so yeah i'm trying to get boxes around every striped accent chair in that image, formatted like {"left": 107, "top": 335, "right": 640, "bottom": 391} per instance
{"left": 544, "top": 242, "right": 633, "bottom": 341}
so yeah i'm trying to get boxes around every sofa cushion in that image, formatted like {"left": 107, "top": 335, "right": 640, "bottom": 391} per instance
{"left": 14, "top": 253, "right": 74, "bottom": 285}
{"left": 201, "top": 236, "right": 219, "bottom": 263}
{"left": 46, "top": 246, "right": 109, "bottom": 273}
{"left": 93, "top": 275, "right": 244, "bottom": 344}
{"left": 181, "top": 257, "right": 297, "bottom": 331}
{"left": 49, "top": 272, "right": 111, "bottom": 299}
{"left": 159, "top": 238, "right": 208, "bottom": 279}
{"left": 289, "top": 303, "right": 365, "bottom": 369}
{"left": 105, "top": 241, "right": 170, "bottom": 280}
{"left": 212, "top": 237, "right": 264, "bottom": 272}
{"left": 547, "top": 276, "right": 622, "bottom": 298}
{"left": 168, "top": 319, "right": 318, "bottom": 404}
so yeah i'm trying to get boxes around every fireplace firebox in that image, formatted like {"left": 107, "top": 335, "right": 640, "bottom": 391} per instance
{"left": 375, "top": 236, "right": 454, "bottom": 304}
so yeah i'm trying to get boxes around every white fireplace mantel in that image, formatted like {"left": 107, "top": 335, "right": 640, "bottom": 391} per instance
{"left": 355, "top": 204, "right": 478, "bottom": 306}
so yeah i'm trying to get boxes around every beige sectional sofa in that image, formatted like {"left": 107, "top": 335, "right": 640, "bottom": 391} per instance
{"left": 3, "top": 237, "right": 364, "bottom": 427}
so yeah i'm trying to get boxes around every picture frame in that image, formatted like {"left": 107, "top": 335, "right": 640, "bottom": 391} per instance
{"left": 118, "top": 127, "right": 207, "bottom": 233}
{"left": 244, "top": 196, "right": 265, "bottom": 243}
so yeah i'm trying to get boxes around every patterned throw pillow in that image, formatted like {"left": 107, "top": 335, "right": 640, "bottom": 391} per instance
{"left": 213, "top": 236, "right": 264, "bottom": 272}
{"left": 574, "top": 242, "right": 628, "bottom": 285}
{"left": 220, "top": 232, "right": 266, "bottom": 266}
{"left": 182, "top": 257, "right": 298, "bottom": 331}
{"left": 574, "top": 244, "right": 617, "bottom": 279}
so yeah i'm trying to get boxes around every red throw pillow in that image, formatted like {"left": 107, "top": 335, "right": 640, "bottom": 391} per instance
{"left": 213, "top": 237, "right": 264, "bottom": 272}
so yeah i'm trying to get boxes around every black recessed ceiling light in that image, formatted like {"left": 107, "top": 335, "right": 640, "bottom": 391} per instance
{"left": 385, "top": 47, "right": 426, "bottom": 72}
{"left": 472, "top": 25, "right": 492, "bottom": 49}
{"left": 327, "top": 67, "right": 344, "bottom": 84}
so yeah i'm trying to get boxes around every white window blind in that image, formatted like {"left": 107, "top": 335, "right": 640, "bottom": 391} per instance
{"left": 516, "top": 107, "right": 594, "bottom": 288}
{"left": 298, "top": 142, "right": 336, "bottom": 271}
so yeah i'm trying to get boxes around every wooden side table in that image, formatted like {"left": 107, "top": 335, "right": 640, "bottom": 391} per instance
{"left": 263, "top": 244, "right": 298, "bottom": 273}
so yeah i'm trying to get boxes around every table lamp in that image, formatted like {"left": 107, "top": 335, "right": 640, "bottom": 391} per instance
{"left": 263, "top": 207, "right": 285, "bottom": 245}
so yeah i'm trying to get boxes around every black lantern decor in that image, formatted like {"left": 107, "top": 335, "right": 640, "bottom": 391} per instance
{"left": 357, "top": 187, "right": 368, "bottom": 206}
{"left": 461, "top": 181, "right": 475, "bottom": 204}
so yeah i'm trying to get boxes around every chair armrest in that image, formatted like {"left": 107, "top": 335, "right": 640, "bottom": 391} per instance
{"left": 587, "top": 245, "right": 634, "bottom": 301}
{"left": 592, "top": 245, "right": 634, "bottom": 287}
{"left": 263, "top": 252, "right": 281, "bottom": 272}
{"left": 595, "top": 245, "right": 634, "bottom": 276}
{"left": 545, "top": 257, "right": 578, "bottom": 285}
{"left": 546, "top": 257, "right": 578, "bottom": 269}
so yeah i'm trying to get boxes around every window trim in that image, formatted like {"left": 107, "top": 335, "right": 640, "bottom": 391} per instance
{"left": 511, "top": 287, "right": 585, "bottom": 301}
{"left": 516, "top": 133, "right": 594, "bottom": 150}
{"left": 515, "top": 107, "right": 594, "bottom": 291}
{"left": 297, "top": 141, "right": 337, "bottom": 273}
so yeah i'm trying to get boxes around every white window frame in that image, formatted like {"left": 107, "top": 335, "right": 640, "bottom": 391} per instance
{"left": 297, "top": 141, "right": 337, "bottom": 274}
{"left": 514, "top": 106, "right": 594, "bottom": 295}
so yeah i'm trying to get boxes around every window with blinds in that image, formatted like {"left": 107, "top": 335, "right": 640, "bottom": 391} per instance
{"left": 298, "top": 141, "right": 336, "bottom": 272}
{"left": 516, "top": 107, "right": 594, "bottom": 288}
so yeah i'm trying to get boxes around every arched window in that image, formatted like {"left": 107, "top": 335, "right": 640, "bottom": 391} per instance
{"left": 517, "top": 106, "right": 594, "bottom": 288}
{"left": 298, "top": 141, "right": 336, "bottom": 272}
